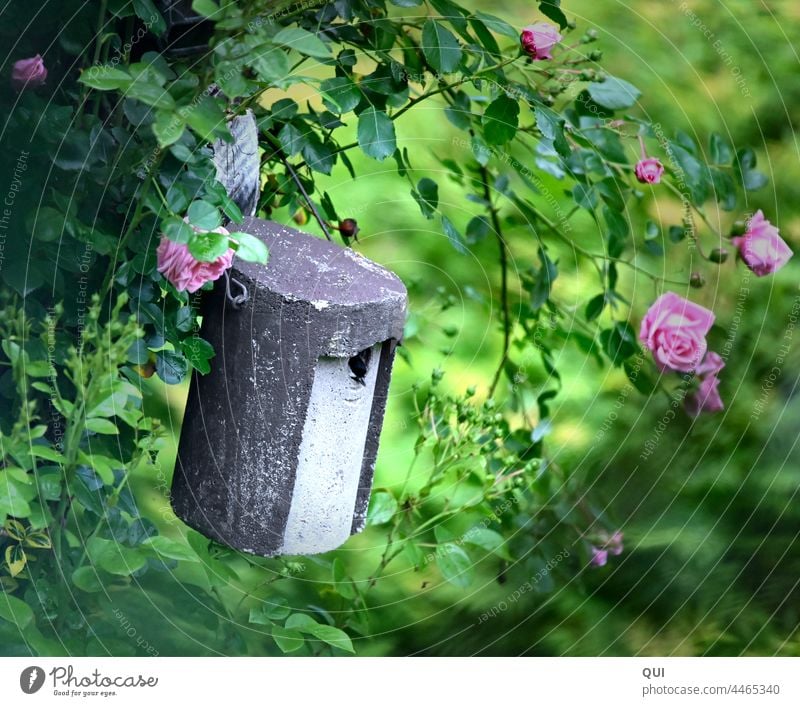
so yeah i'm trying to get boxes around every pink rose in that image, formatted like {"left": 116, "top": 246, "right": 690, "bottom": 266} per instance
{"left": 732, "top": 210, "right": 792, "bottom": 277}
{"left": 11, "top": 55, "right": 47, "bottom": 91}
{"left": 635, "top": 157, "right": 665, "bottom": 184}
{"left": 157, "top": 224, "right": 233, "bottom": 293}
{"left": 520, "top": 22, "right": 562, "bottom": 61}
{"left": 640, "top": 292, "right": 715, "bottom": 372}
{"left": 590, "top": 547, "right": 608, "bottom": 568}
{"left": 684, "top": 373, "right": 724, "bottom": 417}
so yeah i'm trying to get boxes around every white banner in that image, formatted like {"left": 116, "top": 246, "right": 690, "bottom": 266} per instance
{"left": 0, "top": 657, "right": 797, "bottom": 704}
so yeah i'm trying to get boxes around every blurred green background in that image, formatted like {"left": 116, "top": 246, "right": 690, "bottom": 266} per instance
{"left": 133, "top": 0, "right": 800, "bottom": 655}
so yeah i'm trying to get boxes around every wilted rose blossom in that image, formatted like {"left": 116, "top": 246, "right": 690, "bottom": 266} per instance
{"left": 732, "top": 210, "right": 793, "bottom": 276}
{"left": 520, "top": 22, "right": 562, "bottom": 60}
{"left": 635, "top": 157, "right": 665, "bottom": 184}
{"left": 11, "top": 55, "right": 47, "bottom": 91}
{"left": 590, "top": 547, "right": 608, "bottom": 568}
{"left": 685, "top": 373, "right": 724, "bottom": 417}
{"left": 640, "top": 292, "right": 715, "bottom": 373}
{"left": 157, "top": 224, "right": 233, "bottom": 293}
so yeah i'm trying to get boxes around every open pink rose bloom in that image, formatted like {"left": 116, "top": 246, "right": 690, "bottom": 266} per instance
{"left": 732, "top": 210, "right": 792, "bottom": 276}
{"left": 639, "top": 292, "right": 715, "bottom": 373}
{"left": 156, "top": 225, "right": 234, "bottom": 294}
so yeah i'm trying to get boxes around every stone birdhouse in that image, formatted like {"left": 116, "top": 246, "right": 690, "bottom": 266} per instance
{"left": 171, "top": 218, "right": 407, "bottom": 556}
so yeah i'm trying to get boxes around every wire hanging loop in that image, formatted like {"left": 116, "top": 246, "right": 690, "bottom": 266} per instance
{"left": 224, "top": 269, "right": 249, "bottom": 309}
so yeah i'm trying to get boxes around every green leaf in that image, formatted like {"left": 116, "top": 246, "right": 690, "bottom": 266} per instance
{"left": 184, "top": 95, "right": 229, "bottom": 143}
{"left": 278, "top": 122, "right": 305, "bottom": 157}
{"left": 412, "top": 178, "right": 439, "bottom": 219}
{"left": 625, "top": 358, "right": 657, "bottom": 395}
{"left": 155, "top": 350, "right": 189, "bottom": 384}
{"left": 0, "top": 472, "right": 32, "bottom": 519}
{"left": 587, "top": 76, "right": 641, "bottom": 110}
{"left": 162, "top": 216, "right": 195, "bottom": 244}
{"left": 192, "top": 0, "right": 219, "bottom": 17}
{"left": 709, "top": 132, "right": 732, "bottom": 164}
{"left": 442, "top": 215, "right": 467, "bottom": 254}
{"left": 127, "top": 79, "right": 175, "bottom": 110}
{"left": 143, "top": 535, "right": 199, "bottom": 562}
{"left": 711, "top": 168, "right": 737, "bottom": 211}
{"left": 444, "top": 91, "right": 472, "bottom": 130}
{"left": 72, "top": 566, "right": 104, "bottom": 593}
{"left": 604, "top": 207, "right": 630, "bottom": 258}
{"left": 462, "top": 528, "right": 512, "bottom": 560}
{"left": 436, "top": 544, "right": 474, "bottom": 588}
{"left": 538, "top": 0, "right": 569, "bottom": 29}
{"left": 332, "top": 558, "right": 356, "bottom": 600}
{"left": 357, "top": 107, "right": 396, "bottom": 161}
{"left": 301, "top": 134, "right": 337, "bottom": 174}
{"left": 0, "top": 593, "right": 34, "bottom": 628}
{"left": 474, "top": 11, "right": 518, "bottom": 38}
{"left": 320, "top": 77, "right": 361, "bottom": 114}
{"left": 78, "top": 66, "right": 132, "bottom": 90}
{"left": 188, "top": 230, "right": 229, "bottom": 262}
{"left": 86, "top": 536, "right": 146, "bottom": 576}
{"left": 153, "top": 111, "right": 185, "bottom": 147}
{"left": 252, "top": 46, "right": 290, "bottom": 85}
{"left": 273, "top": 27, "right": 331, "bottom": 59}
{"left": 367, "top": 491, "right": 397, "bottom": 525}
{"left": 531, "top": 248, "right": 558, "bottom": 309}
{"left": 232, "top": 232, "right": 269, "bottom": 264}
{"left": 272, "top": 625, "right": 305, "bottom": 653}
{"left": 181, "top": 337, "right": 215, "bottom": 375}
{"left": 421, "top": 20, "right": 462, "bottom": 74}
{"left": 600, "top": 322, "right": 639, "bottom": 366}
{"left": 585, "top": 293, "right": 606, "bottom": 321}
{"left": 670, "top": 142, "right": 711, "bottom": 205}
{"left": 30, "top": 445, "right": 64, "bottom": 462}
{"left": 187, "top": 200, "right": 222, "bottom": 231}
{"left": 466, "top": 216, "right": 490, "bottom": 243}
{"left": 285, "top": 614, "right": 354, "bottom": 653}
{"left": 85, "top": 418, "right": 119, "bottom": 435}
{"left": 534, "top": 104, "right": 570, "bottom": 157}
{"left": 482, "top": 95, "right": 519, "bottom": 145}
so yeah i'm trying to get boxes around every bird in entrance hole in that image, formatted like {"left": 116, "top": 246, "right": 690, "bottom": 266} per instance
{"left": 348, "top": 347, "right": 372, "bottom": 386}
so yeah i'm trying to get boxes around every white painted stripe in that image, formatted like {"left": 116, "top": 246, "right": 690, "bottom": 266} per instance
{"left": 280, "top": 344, "right": 382, "bottom": 555}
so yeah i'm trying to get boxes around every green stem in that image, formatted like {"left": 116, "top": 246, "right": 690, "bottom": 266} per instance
{"left": 481, "top": 164, "right": 511, "bottom": 398}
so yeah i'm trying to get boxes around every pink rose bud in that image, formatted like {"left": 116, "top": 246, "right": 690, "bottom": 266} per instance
{"left": 731, "top": 210, "right": 793, "bottom": 277}
{"left": 520, "top": 22, "right": 562, "bottom": 61}
{"left": 157, "top": 223, "right": 234, "bottom": 293}
{"left": 11, "top": 55, "right": 47, "bottom": 91}
{"left": 590, "top": 547, "right": 608, "bottom": 568}
{"left": 639, "top": 292, "right": 715, "bottom": 373}
{"left": 635, "top": 157, "right": 665, "bottom": 184}
{"left": 695, "top": 351, "right": 724, "bottom": 377}
{"left": 684, "top": 373, "right": 724, "bottom": 417}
